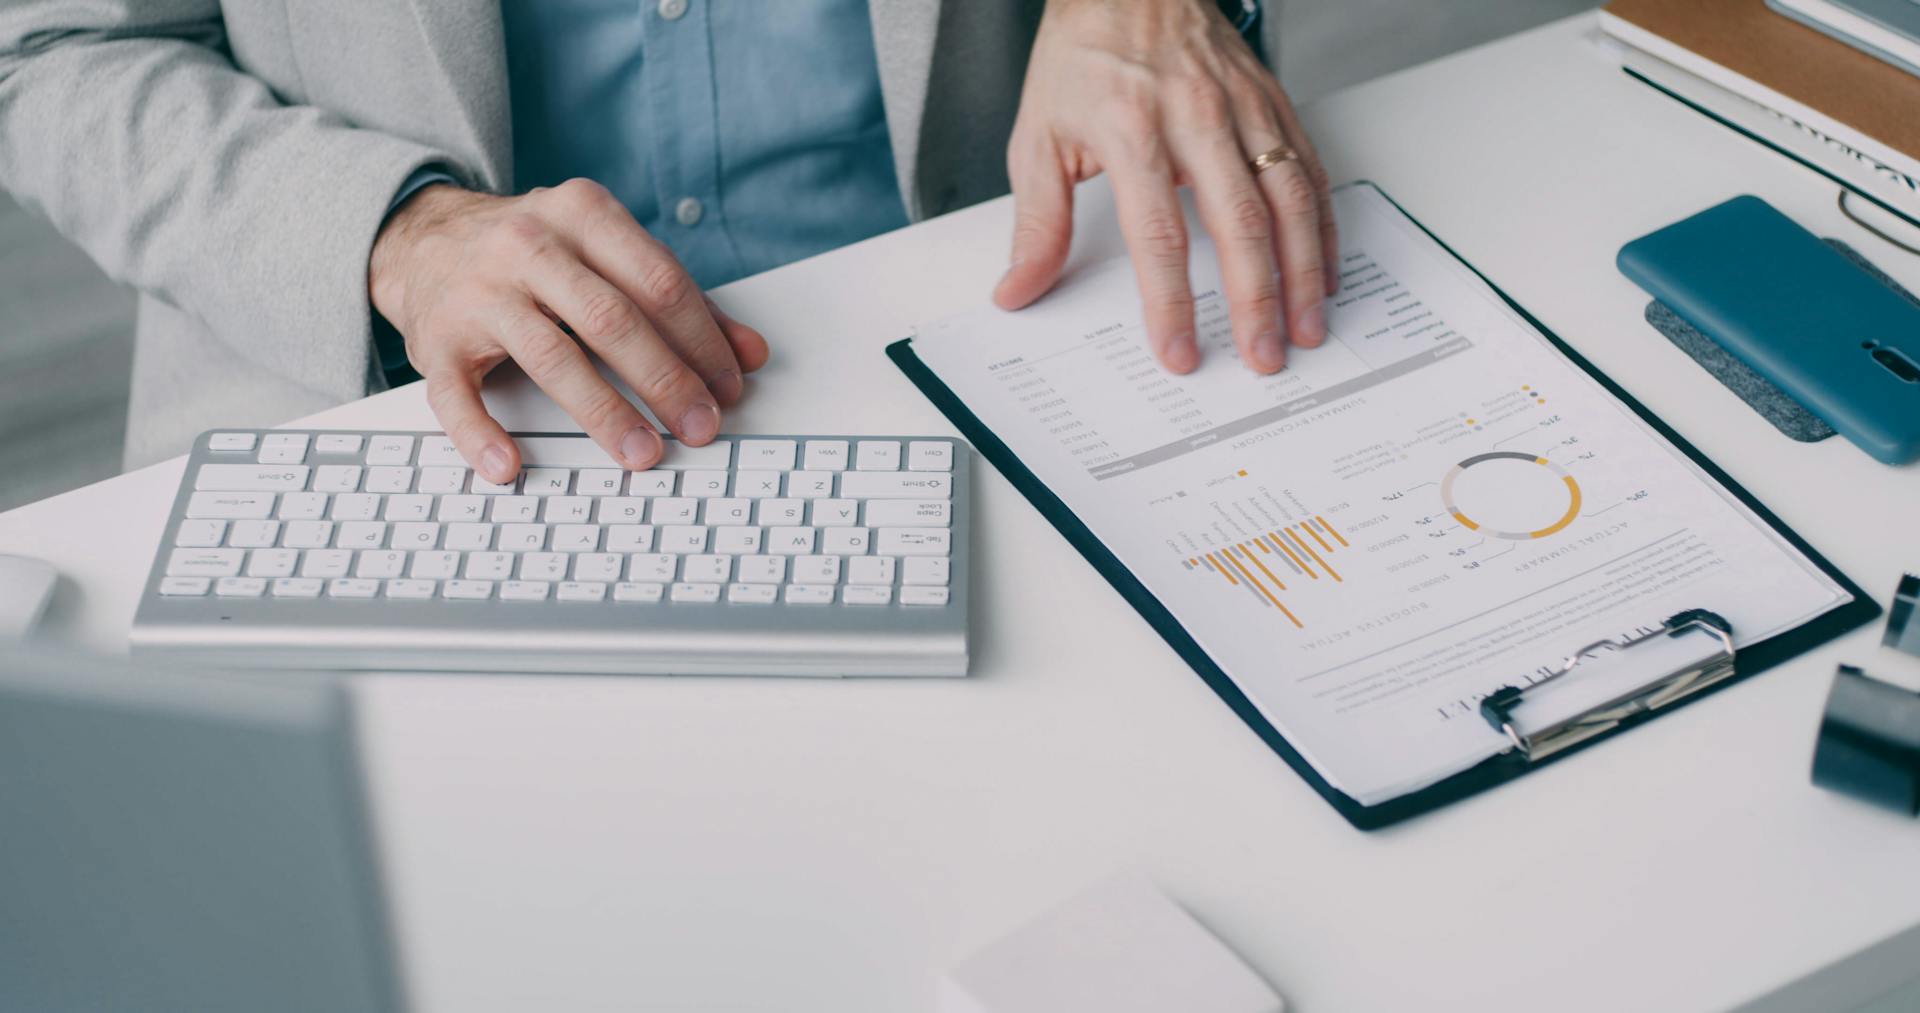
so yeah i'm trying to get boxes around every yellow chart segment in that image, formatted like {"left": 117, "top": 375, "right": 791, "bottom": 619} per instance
{"left": 1438, "top": 451, "right": 1583, "bottom": 541}
{"left": 1185, "top": 515, "right": 1348, "bottom": 629}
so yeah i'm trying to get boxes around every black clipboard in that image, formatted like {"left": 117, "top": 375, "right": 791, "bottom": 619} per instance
{"left": 887, "top": 181, "right": 1882, "bottom": 830}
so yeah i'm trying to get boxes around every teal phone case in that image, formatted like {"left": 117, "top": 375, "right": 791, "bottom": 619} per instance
{"left": 1618, "top": 195, "right": 1920, "bottom": 465}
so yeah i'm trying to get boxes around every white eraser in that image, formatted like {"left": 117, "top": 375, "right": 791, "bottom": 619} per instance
{"left": 940, "top": 872, "right": 1285, "bottom": 1013}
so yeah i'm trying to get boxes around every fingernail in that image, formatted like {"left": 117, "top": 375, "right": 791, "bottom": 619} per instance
{"left": 620, "top": 426, "right": 662, "bottom": 468}
{"left": 677, "top": 402, "right": 720, "bottom": 444}
{"left": 1164, "top": 338, "right": 1199, "bottom": 374}
{"left": 1299, "top": 303, "right": 1326, "bottom": 347}
{"left": 481, "top": 446, "right": 511, "bottom": 483}
{"left": 708, "top": 369, "right": 742, "bottom": 406}
{"left": 1254, "top": 329, "right": 1286, "bottom": 372}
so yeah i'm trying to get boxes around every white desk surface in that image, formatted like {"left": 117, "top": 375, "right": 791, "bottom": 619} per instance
{"left": 7, "top": 13, "right": 1919, "bottom": 1012}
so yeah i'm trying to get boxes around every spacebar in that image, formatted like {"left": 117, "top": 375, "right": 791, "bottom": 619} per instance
{"left": 513, "top": 437, "right": 620, "bottom": 468}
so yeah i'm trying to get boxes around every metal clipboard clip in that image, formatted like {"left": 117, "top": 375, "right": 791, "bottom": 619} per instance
{"left": 1479, "top": 610, "right": 1737, "bottom": 761}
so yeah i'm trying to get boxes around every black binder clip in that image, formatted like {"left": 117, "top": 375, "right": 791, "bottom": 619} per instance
{"left": 1812, "top": 665, "right": 1920, "bottom": 816}
{"left": 1480, "top": 610, "right": 1736, "bottom": 760}
{"left": 1884, "top": 574, "right": 1920, "bottom": 658}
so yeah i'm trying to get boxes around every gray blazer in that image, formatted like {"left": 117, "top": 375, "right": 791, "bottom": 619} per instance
{"left": 0, "top": 1, "right": 1278, "bottom": 468}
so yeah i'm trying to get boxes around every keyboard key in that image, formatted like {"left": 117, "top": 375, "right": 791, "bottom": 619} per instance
{"left": 519, "top": 553, "right": 568, "bottom": 581}
{"left": 158, "top": 576, "right": 211, "bottom": 596}
{"left": 174, "top": 519, "right": 227, "bottom": 547}
{"left": 577, "top": 469, "right": 624, "bottom": 496}
{"left": 683, "top": 470, "right": 731, "bottom": 497}
{"left": 822, "top": 527, "right": 871, "bottom": 555}
{"left": 628, "top": 554, "right": 677, "bottom": 582}
{"left": 523, "top": 468, "right": 571, "bottom": 495}
{"left": 757, "top": 499, "right": 804, "bottom": 525}
{"left": 790, "top": 555, "right": 840, "bottom": 585}
{"left": 229, "top": 520, "right": 280, "bottom": 548}
{"left": 316, "top": 434, "right": 364, "bottom": 455}
{"left": 736, "top": 471, "right": 783, "bottom": 497}
{"left": 499, "top": 524, "right": 547, "bottom": 551}
{"left": 416, "top": 436, "right": 462, "bottom": 466}
{"left": 712, "top": 526, "right": 762, "bottom": 554}
{"left": 465, "top": 552, "right": 513, "bottom": 579}
{"left": 877, "top": 528, "right": 951, "bottom": 556}
{"left": 386, "top": 579, "right": 437, "bottom": 600}
{"left": 787, "top": 472, "right": 834, "bottom": 499}
{"left": 246, "top": 549, "right": 299, "bottom": 578}
{"left": 516, "top": 437, "right": 621, "bottom": 468}
{"left": 803, "top": 440, "right": 849, "bottom": 471}
{"left": 847, "top": 556, "right": 895, "bottom": 585}
{"left": 596, "top": 498, "right": 649, "bottom": 524}
{"left": 409, "top": 551, "right": 460, "bottom": 580}
{"left": 738, "top": 439, "right": 797, "bottom": 470}
{"left": 784, "top": 584, "right": 835, "bottom": 604}
{"left": 542, "top": 496, "right": 592, "bottom": 523}
{"left": 215, "top": 577, "right": 267, "bottom": 598}
{"left": 842, "top": 585, "right": 893, "bottom": 605}
{"left": 670, "top": 582, "right": 721, "bottom": 603}
{"left": 572, "top": 554, "right": 623, "bottom": 582}
{"left": 442, "top": 579, "right": 494, "bottom": 600}
{"left": 354, "top": 550, "right": 407, "bottom": 579}
{"left": 329, "top": 578, "right": 380, "bottom": 599}
{"left": 614, "top": 582, "right": 665, "bottom": 603}
{"left": 658, "top": 525, "right": 708, "bottom": 553}
{"left": 335, "top": 521, "right": 388, "bottom": 549}
{"left": 839, "top": 472, "right": 951, "bottom": 499}
{"left": 384, "top": 494, "right": 433, "bottom": 521}
{"left": 656, "top": 440, "right": 732, "bottom": 470}
{"left": 812, "top": 500, "right": 860, "bottom": 527}
{"left": 650, "top": 498, "right": 698, "bottom": 524}
{"left": 681, "top": 554, "right": 731, "bottom": 583}
{"left": 606, "top": 525, "right": 656, "bottom": 552}
{"left": 278, "top": 491, "right": 330, "bottom": 520}
{"left": 366, "top": 466, "right": 414, "bottom": 494}
{"left": 389, "top": 517, "right": 440, "bottom": 549}
{"left": 557, "top": 581, "right": 607, "bottom": 602}
{"left": 208, "top": 432, "right": 257, "bottom": 452}
{"left": 500, "top": 580, "right": 551, "bottom": 601}
{"left": 629, "top": 471, "right": 676, "bottom": 496}
{"left": 908, "top": 441, "right": 954, "bottom": 471}
{"left": 704, "top": 498, "right": 753, "bottom": 525}
{"left": 443, "top": 523, "right": 493, "bottom": 551}
{"left": 903, "top": 557, "right": 951, "bottom": 586}
{"left": 330, "top": 494, "right": 381, "bottom": 521}
{"left": 282, "top": 520, "right": 333, "bottom": 548}
{"left": 551, "top": 524, "right": 599, "bottom": 552}
{"left": 471, "top": 475, "right": 516, "bottom": 495}
{"left": 855, "top": 441, "right": 900, "bottom": 470}
{"left": 901, "top": 586, "right": 950, "bottom": 606}
{"left": 366, "top": 435, "right": 415, "bottom": 466}
{"left": 196, "top": 465, "right": 308, "bottom": 492}
{"left": 490, "top": 496, "right": 540, "bottom": 522}
{"left": 167, "top": 548, "right": 243, "bottom": 577}
{"left": 864, "top": 500, "right": 952, "bottom": 527}
{"left": 765, "top": 527, "right": 816, "bottom": 554}
{"left": 728, "top": 583, "right": 778, "bottom": 604}
{"left": 737, "top": 555, "right": 785, "bottom": 584}
{"left": 258, "top": 433, "right": 310, "bottom": 465}
{"left": 272, "top": 577, "right": 325, "bottom": 598}
{"left": 314, "top": 465, "right": 363, "bottom": 493}
{"left": 417, "top": 467, "right": 467, "bottom": 495}
{"left": 300, "top": 550, "right": 353, "bottom": 579}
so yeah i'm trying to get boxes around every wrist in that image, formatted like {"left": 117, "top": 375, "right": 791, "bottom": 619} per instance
{"left": 368, "top": 181, "right": 468, "bottom": 329}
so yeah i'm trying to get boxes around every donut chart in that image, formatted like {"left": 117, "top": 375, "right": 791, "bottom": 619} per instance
{"left": 1440, "top": 451, "right": 1582, "bottom": 540}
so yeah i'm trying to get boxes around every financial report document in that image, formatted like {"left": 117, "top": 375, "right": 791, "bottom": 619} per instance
{"left": 912, "top": 184, "right": 1850, "bottom": 806}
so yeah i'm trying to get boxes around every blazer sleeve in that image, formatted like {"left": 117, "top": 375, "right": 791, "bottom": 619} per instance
{"left": 0, "top": 0, "right": 463, "bottom": 400}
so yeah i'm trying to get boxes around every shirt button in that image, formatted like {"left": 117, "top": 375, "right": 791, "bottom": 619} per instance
{"left": 657, "top": 0, "right": 688, "bottom": 20}
{"left": 674, "top": 196, "right": 704, "bottom": 227}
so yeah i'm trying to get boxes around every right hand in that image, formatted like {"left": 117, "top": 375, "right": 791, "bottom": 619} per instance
{"left": 368, "top": 178, "right": 769, "bottom": 483}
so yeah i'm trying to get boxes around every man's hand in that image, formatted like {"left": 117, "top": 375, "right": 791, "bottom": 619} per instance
{"left": 368, "top": 179, "right": 769, "bottom": 483}
{"left": 994, "top": 0, "right": 1338, "bottom": 375}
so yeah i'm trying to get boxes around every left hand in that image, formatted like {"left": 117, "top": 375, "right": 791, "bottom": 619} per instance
{"left": 994, "top": 0, "right": 1339, "bottom": 375}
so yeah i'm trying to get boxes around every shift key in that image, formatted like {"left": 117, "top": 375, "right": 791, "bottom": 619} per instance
{"left": 839, "top": 472, "right": 951, "bottom": 499}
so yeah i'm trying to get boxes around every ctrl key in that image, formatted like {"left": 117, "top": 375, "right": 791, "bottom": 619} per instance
{"left": 158, "top": 576, "right": 212, "bottom": 596}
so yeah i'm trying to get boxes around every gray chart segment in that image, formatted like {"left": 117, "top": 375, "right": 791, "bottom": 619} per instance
{"left": 1089, "top": 336, "right": 1473, "bottom": 479}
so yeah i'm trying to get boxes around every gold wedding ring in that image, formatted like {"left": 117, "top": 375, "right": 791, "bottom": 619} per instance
{"left": 1247, "top": 144, "right": 1299, "bottom": 174}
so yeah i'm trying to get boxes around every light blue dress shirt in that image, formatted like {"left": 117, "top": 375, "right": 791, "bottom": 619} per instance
{"left": 499, "top": 0, "right": 908, "bottom": 289}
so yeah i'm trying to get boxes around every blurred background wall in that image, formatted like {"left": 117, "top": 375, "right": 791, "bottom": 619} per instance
{"left": 0, "top": 0, "right": 1593, "bottom": 511}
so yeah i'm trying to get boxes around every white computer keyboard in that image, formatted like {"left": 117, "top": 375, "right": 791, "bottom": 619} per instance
{"left": 130, "top": 430, "right": 971, "bottom": 676}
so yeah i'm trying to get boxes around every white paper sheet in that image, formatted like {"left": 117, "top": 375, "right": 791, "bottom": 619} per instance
{"left": 911, "top": 184, "right": 1849, "bottom": 806}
